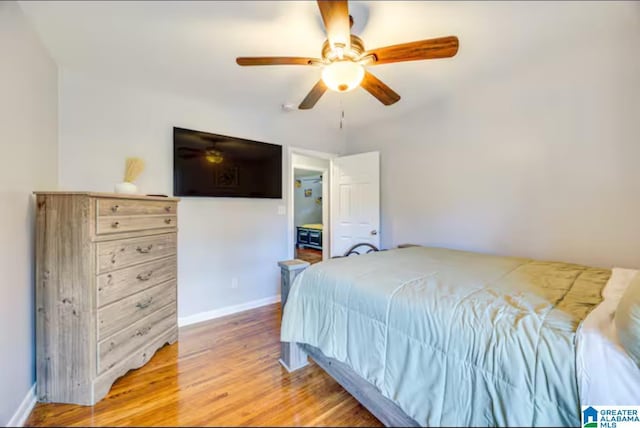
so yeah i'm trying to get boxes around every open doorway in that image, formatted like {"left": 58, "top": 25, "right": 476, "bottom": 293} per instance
{"left": 287, "top": 149, "right": 380, "bottom": 262}
{"left": 294, "top": 169, "right": 324, "bottom": 264}
{"left": 288, "top": 149, "right": 332, "bottom": 263}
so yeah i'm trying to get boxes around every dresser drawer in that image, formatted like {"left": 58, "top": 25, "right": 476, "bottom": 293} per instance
{"left": 97, "top": 256, "right": 177, "bottom": 307}
{"left": 98, "top": 198, "right": 177, "bottom": 217}
{"left": 98, "top": 280, "right": 176, "bottom": 340}
{"left": 96, "top": 214, "right": 176, "bottom": 235}
{"left": 297, "top": 228, "right": 309, "bottom": 244}
{"left": 97, "top": 233, "right": 177, "bottom": 274}
{"left": 98, "top": 303, "right": 176, "bottom": 373}
{"left": 308, "top": 230, "right": 322, "bottom": 246}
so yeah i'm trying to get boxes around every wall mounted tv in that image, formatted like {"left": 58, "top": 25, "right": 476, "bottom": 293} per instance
{"left": 173, "top": 127, "right": 282, "bottom": 198}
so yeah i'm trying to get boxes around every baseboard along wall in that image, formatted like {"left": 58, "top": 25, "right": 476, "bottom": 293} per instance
{"left": 178, "top": 295, "right": 280, "bottom": 327}
{"left": 7, "top": 384, "right": 36, "bottom": 427}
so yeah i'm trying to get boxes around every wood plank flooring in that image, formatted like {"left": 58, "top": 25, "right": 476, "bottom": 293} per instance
{"left": 295, "top": 248, "right": 323, "bottom": 265}
{"left": 25, "top": 303, "right": 382, "bottom": 427}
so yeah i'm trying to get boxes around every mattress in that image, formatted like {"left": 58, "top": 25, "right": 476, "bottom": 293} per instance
{"left": 281, "top": 246, "right": 610, "bottom": 426}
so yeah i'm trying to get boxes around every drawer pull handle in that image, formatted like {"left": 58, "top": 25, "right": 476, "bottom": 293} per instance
{"left": 111, "top": 221, "right": 120, "bottom": 228}
{"left": 111, "top": 205, "right": 120, "bottom": 213}
{"left": 165, "top": 206, "right": 172, "bottom": 212}
{"left": 136, "top": 271, "right": 153, "bottom": 281}
{"left": 135, "top": 297, "right": 153, "bottom": 310}
{"left": 135, "top": 326, "right": 152, "bottom": 337}
{"left": 164, "top": 218, "right": 172, "bottom": 225}
{"left": 136, "top": 245, "right": 153, "bottom": 254}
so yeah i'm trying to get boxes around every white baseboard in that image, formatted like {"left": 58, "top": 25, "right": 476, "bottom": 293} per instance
{"left": 178, "top": 295, "right": 280, "bottom": 328}
{"left": 7, "top": 384, "right": 36, "bottom": 427}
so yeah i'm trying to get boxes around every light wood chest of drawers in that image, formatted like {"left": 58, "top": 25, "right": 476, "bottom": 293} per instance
{"left": 34, "top": 192, "right": 179, "bottom": 405}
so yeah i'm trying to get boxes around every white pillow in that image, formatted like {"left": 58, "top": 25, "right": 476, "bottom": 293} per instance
{"left": 603, "top": 268, "right": 639, "bottom": 301}
{"left": 615, "top": 272, "right": 640, "bottom": 366}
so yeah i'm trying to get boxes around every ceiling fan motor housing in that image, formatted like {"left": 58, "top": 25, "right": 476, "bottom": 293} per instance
{"left": 321, "top": 34, "right": 365, "bottom": 62}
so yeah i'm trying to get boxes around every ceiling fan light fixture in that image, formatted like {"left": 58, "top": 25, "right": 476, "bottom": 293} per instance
{"left": 321, "top": 60, "right": 364, "bottom": 93}
{"left": 205, "top": 150, "right": 224, "bottom": 164}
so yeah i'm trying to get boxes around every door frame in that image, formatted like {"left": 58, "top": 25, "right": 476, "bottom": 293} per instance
{"left": 287, "top": 147, "right": 337, "bottom": 262}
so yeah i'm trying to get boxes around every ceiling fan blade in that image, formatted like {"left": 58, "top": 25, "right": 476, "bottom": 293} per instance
{"left": 299, "top": 80, "right": 328, "bottom": 110}
{"left": 360, "top": 71, "right": 401, "bottom": 106}
{"left": 236, "top": 57, "right": 321, "bottom": 66}
{"left": 317, "top": 0, "right": 351, "bottom": 50}
{"left": 366, "top": 36, "right": 459, "bottom": 65}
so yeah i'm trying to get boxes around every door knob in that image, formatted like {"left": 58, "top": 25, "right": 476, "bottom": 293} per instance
{"left": 371, "top": 230, "right": 378, "bottom": 236}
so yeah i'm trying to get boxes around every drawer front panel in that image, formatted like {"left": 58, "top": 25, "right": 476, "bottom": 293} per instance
{"left": 97, "top": 256, "right": 177, "bottom": 307}
{"left": 297, "top": 229, "right": 309, "bottom": 244}
{"left": 98, "top": 303, "right": 176, "bottom": 373}
{"left": 308, "top": 231, "right": 322, "bottom": 246}
{"left": 93, "top": 326, "right": 177, "bottom": 403}
{"left": 98, "top": 199, "right": 177, "bottom": 217}
{"left": 96, "top": 215, "right": 177, "bottom": 235}
{"left": 97, "top": 233, "right": 177, "bottom": 274}
{"left": 98, "top": 280, "right": 176, "bottom": 340}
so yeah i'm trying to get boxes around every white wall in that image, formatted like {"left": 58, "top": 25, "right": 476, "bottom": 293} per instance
{"left": 347, "top": 5, "right": 640, "bottom": 269}
{"left": 58, "top": 69, "right": 345, "bottom": 318}
{"left": 291, "top": 153, "right": 332, "bottom": 171}
{"left": 294, "top": 173, "right": 323, "bottom": 228}
{"left": 0, "top": 1, "right": 58, "bottom": 425}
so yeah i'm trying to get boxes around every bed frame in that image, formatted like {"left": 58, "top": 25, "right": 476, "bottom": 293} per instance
{"left": 278, "top": 254, "right": 420, "bottom": 427}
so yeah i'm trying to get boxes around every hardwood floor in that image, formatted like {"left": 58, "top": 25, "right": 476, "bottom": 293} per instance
{"left": 295, "top": 248, "right": 323, "bottom": 264}
{"left": 25, "top": 303, "right": 382, "bottom": 427}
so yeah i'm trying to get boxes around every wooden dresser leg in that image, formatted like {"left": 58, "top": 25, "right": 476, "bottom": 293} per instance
{"left": 278, "top": 259, "right": 310, "bottom": 372}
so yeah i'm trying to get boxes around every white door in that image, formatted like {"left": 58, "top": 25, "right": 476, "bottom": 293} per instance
{"left": 330, "top": 151, "right": 380, "bottom": 257}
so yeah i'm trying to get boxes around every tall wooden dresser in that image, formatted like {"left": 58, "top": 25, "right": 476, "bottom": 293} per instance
{"left": 34, "top": 192, "right": 179, "bottom": 405}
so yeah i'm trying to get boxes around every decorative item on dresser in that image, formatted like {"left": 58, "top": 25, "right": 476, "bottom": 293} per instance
{"left": 34, "top": 192, "right": 179, "bottom": 405}
{"left": 114, "top": 157, "right": 145, "bottom": 194}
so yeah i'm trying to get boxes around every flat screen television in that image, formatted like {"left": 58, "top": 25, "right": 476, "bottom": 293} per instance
{"left": 173, "top": 127, "right": 282, "bottom": 198}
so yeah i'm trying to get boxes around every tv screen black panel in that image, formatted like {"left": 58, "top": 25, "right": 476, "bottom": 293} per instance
{"left": 173, "top": 127, "right": 282, "bottom": 198}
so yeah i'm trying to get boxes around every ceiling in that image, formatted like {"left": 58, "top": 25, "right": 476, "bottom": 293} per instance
{"left": 295, "top": 168, "right": 322, "bottom": 179}
{"left": 19, "top": 1, "right": 636, "bottom": 128}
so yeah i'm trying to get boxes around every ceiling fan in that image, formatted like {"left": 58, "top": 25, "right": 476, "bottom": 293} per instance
{"left": 236, "top": 0, "right": 459, "bottom": 110}
{"left": 177, "top": 135, "right": 224, "bottom": 164}
{"left": 178, "top": 146, "right": 224, "bottom": 164}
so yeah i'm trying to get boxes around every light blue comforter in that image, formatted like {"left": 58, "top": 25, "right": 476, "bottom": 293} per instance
{"left": 281, "top": 246, "right": 609, "bottom": 427}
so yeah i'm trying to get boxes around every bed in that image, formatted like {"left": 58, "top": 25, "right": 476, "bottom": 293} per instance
{"left": 279, "top": 246, "right": 640, "bottom": 427}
